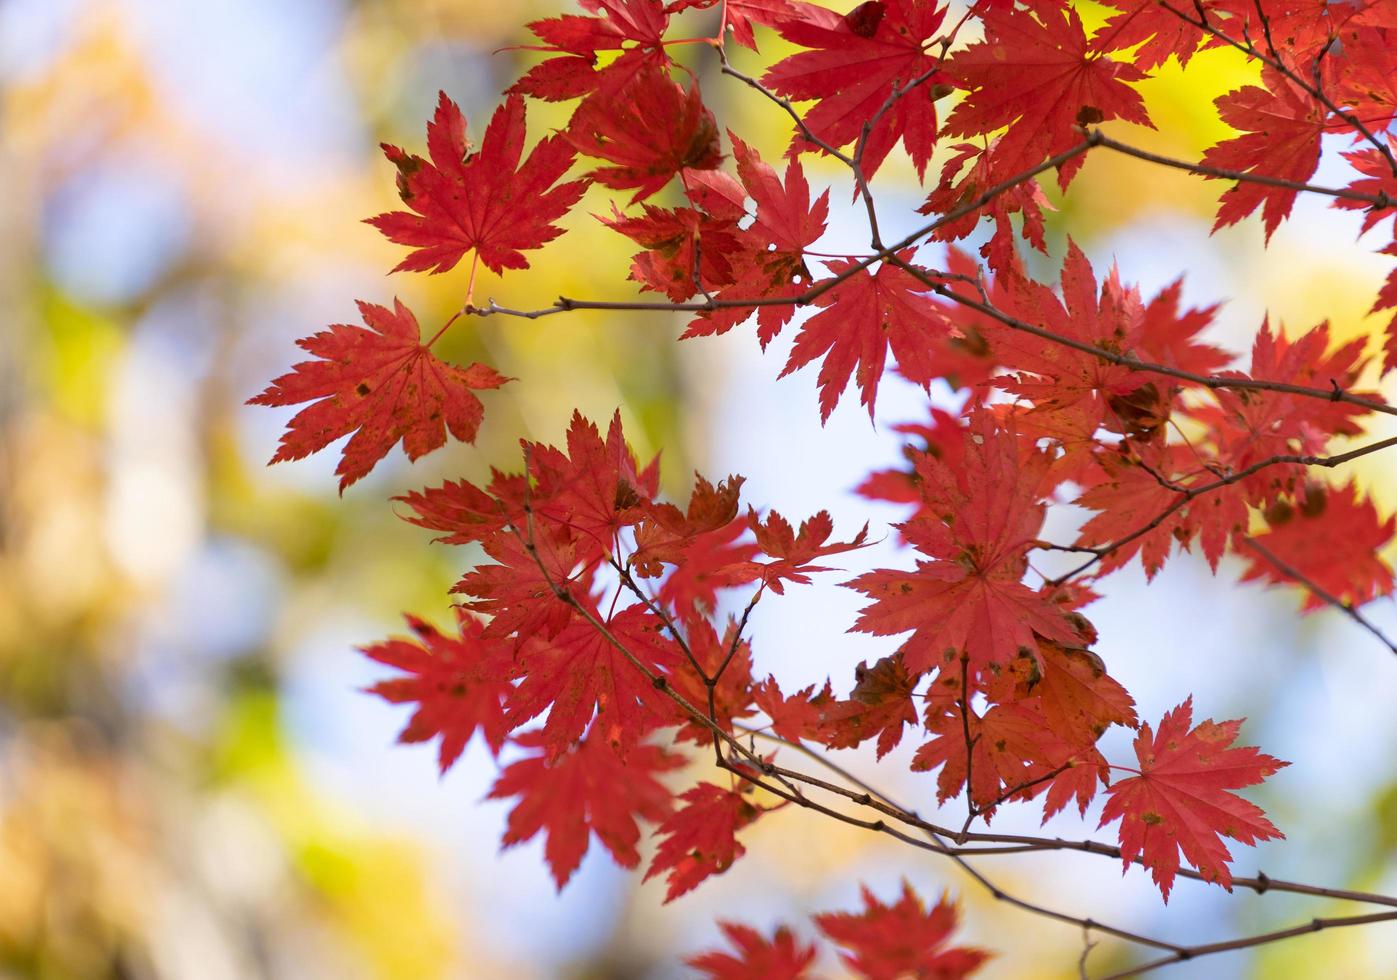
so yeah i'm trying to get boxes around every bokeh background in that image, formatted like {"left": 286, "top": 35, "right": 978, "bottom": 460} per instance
{"left": 2, "top": 1, "right": 1396, "bottom": 977}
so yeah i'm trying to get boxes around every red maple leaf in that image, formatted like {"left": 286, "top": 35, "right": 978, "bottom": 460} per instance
{"left": 1073, "top": 442, "right": 1247, "bottom": 578}
{"left": 1099, "top": 698, "right": 1288, "bottom": 902}
{"left": 564, "top": 67, "right": 722, "bottom": 203}
{"left": 754, "top": 676, "right": 835, "bottom": 744}
{"left": 510, "top": 0, "right": 672, "bottom": 102}
{"left": 1028, "top": 641, "right": 1138, "bottom": 747}
{"left": 683, "top": 135, "right": 828, "bottom": 346}
{"left": 914, "top": 697, "right": 1086, "bottom": 813}
{"left": 394, "top": 467, "right": 529, "bottom": 547}
{"left": 749, "top": 508, "right": 869, "bottom": 593}
{"left": 1241, "top": 482, "right": 1396, "bottom": 611}
{"left": 488, "top": 729, "right": 684, "bottom": 888}
{"left": 943, "top": 3, "right": 1151, "bottom": 189}
{"left": 1188, "top": 320, "right": 1370, "bottom": 500}
{"left": 723, "top": 0, "right": 801, "bottom": 51}
{"left": 456, "top": 526, "right": 587, "bottom": 640}
{"left": 921, "top": 140, "right": 1052, "bottom": 275}
{"left": 633, "top": 473, "right": 746, "bottom": 576}
{"left": 361, "top": 611, "right": 515, "bottom": 771}
{"left": 249, "top": 298, "right": 507, "bottom": 491}
{"left": 601, "top": 203, "right": 744, "bottom": 301}
{"left": 526, "top": 409, "right": 660, "bottom": 555}
{"left": 1090, "top": 0, "right": 1214, "bottom": 69}
{"left": 783, "top": 253, "right": 954, "bottom": 421}
{"left": 849, "top": 412, "right": 1084, "bottom": 677}
{"left": 686, "top": 921, "right": 817, "bottom": 980}
{"left": 507, "top": 606, "right": 686, "bottom": 759}
{"left": 814, "top": 881, "right": 991, "bottom": 980}
{"left": 761, "top": 0, "right": 951, "bottom": 180}
{"left": 646, "top": 781, "right": 761, "bottom": 901}
{"left": 366, "top": 93, "right": 588, "bottom": 275}
{"left": 1200, "top": 69, "right": 1327, "bottom": 241}
{"left": 818, "top": 652, "right": 920, "bottom": 759}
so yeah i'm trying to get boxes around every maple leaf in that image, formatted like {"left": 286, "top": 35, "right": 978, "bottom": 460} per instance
{"left": 754, "top": 676, "right": 835, "bottom": 744}
{"left": 366, "top": 93, "right": 588, "bottom": 275}
{"left": 686, "top": 921, "right": 817, "bottom": 980}
{"left": 921, "top": 141, "right": 1052, "bottom": 275}
{"left": 683, "top": 135, "right": 829, "bottom": 346}
{"left": 361, "top": 611, "right": 515, "bottom": 771}
{"left": 749, "top": 508, "right": 870, "bottom": 593}
{"left": 1188, "top": 320, "right": 1370, "bottom": 501}
{"left": 633, "top": 473, "right": 747, "bottom": 575}
{"left": 1200, "top": 69, "right": 1326, "bottom": 241}
{"left": 564, "top": 67, "right": 722, "bottom": 203}
{"left": 818, "top": 652, "right": 920, "bottom": 759}
{"left": 914, "top": 697, "right": 1085, "bottom": 812}
{"left": 488, "top": 729, "right": 684, "bottom": 889}
{"left": 849, "top": 411, "right": 1084, "bottom": 677}
{"left": 1099, "top": 698, "right": 1288, "bottom": 902}
{"left": 984, "top": 241, "right": 1218, "bottom": 458}
{"left": 394, "top": 468, "right": 529, "bottom": 547}
{"left": 723, "top": 0, "right": 801, "bottom": 51}
{"left": 783, "top": 253, "right": 954, "bottom": 421}
{"left": 646, "top": 781, "right": 761, "bottom": 901}
{"left": 1334, "top": 140, "right": 1397, "bottom": 374}
{"left": 1090, "top": 0, "right": 1212, "bottom": 69}
{"left": 249, "top": 298, "right": 507, "bottom": 491}
{"left": 507, "top": 606, "right": 686, "bottom": 759}
{"left": 456, "top": 527, "right": 587, "bottom": 640}
{"left": 527, "top": 409, "right": 661, "bottom": 556}
{"left": 601, "top": 203, "right": 743, "bottom": 301}
{"left": 1073, "top": 443, "right": 1246, "bottom": 578}
{"left": 814, "top": 881, "right": 991, "bottom": 980}
{"left": 943, "top": 3, "right": 1151, "bottom": 189}
{"left": 762, "top": 0, "right": 951, "bottom": 180}
{"left": 510, "top": 0, "right": 672, "bottom": 102}
{"left": 1027, "top": 641, "right": 1138, "bottom": 747}
{"left": 1241, "top": 482, "right": 1396, "bottom": 611}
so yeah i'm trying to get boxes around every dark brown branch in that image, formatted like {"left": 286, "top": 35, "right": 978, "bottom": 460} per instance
{"left": 1097, "top": 909, "right": 1397, "bottom": 979}
{"left": 1090, "top": 130, "right": 1391, "bottom": 207}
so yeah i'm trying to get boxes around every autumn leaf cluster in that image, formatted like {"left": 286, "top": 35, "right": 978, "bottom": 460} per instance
{"left": 252, "top": 0, "right": 1397, "bottom": 974}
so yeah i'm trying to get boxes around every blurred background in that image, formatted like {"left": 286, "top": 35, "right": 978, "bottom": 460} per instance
{"left": 2, "top": 0, "right": 1396, "bottom": 977}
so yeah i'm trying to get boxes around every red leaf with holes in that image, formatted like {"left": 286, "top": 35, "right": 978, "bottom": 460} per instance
{"left": 686, "top": 922, "right": 817, "bottom": 980}
{"left": 366, "top": 93, "right": 588, "bottom": 275}
{"left": 488, "top": 729, "right": 683, "bottom": 889}
{"left": 362, "top": 611, "right": 515, "bottom": 770}
{"left": 1099, "top": 698, "right": 1288, "bottom": 902}
{"left": 814, "top": 881, "right": 991, "bottom": 980}
{"left": 646, "top": 782, "right": 761, "bottom": 901}
{"left": 682, "top": 135, "right": 829, "bottom": 346}
{"left": 249, "top": 298, "right": 507, "bottom": 491}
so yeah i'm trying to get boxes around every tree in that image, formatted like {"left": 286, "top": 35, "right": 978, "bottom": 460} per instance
{"left": 251, "top": 1, "right": 1397, "bottom": 975}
